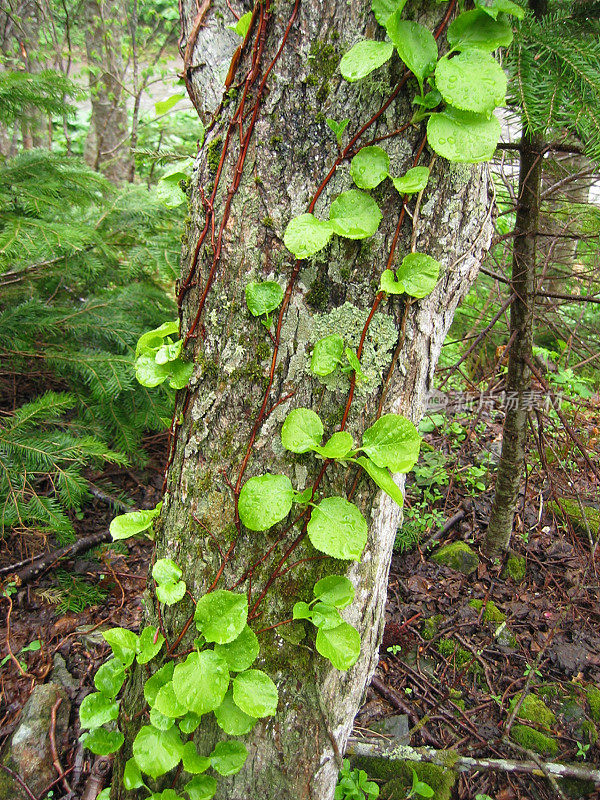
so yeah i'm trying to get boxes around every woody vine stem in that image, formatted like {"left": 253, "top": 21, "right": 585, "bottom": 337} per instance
{"left": 77, "top": 0, "right": 519, "bottom": 797}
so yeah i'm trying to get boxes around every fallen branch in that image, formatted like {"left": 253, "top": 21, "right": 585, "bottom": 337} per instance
{"left": 347, "top": 738, "right": 600, "bottom": 785}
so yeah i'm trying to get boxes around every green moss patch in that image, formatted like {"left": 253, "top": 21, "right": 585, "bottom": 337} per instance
{"left": 586, "top": 685, "right": 600, "bottom": 722}
{"left": 376, "top": 762, "right": 455, "bottom": 800}
{"left": 431, "top": 542, "right": 479, "bottom": 575}
{"left": 422, "top": 614, "right": 443, "bottom": 641}
{"left": 510, "top": 724, "right": 559, "bottom": 757}
{"left": 550, "top": 499, "right": 600, "bottom": 536}
{"left": 469, "top": 599, "right": 506, "bottom": 623}
{"left": 502, "top": 552, "right": 526, "bottom": 582}
{"left": 509, "top": 693, "right": 556, "bottom": 728}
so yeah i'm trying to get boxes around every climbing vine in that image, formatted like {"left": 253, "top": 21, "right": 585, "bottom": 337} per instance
{"left": 79, "top": 0, "right": 520, "bottom": 797}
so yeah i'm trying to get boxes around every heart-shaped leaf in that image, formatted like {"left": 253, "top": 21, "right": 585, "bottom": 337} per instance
{"left": 435, "top": 50, "right": 506, "bottom": 114}
{"left": 133, "top": 725, "right": 183, "bottom": 779}
{"left": 214, "top": 625, "right": 259, "bottom": 671}
{"left": 102, "top": 627, "right": 139, "bottom": 667}
{"left": 372, "top": 0, "right": 408, "bottom": 26}
{"left": 329, "top": 190, "right": 382, "bottom": 239}
{"left": 94, "top": 659, "right": 126, "bottom": 698}
{"left": 311, "top": 334, "right": 345, "bottom": 376}
{"left": 447, "top": 9, "right": 513, "bottom": 51}
{"left": 281, "top": 408, "right": 324, "bottom": 453}
{"left": 391, "top": 166, "right": 430, "bottom": 195}
{"left": 194, "top": 590, "right": 248, "bottom": 644}
{"left": 395, "top": 252, "right": 440, "bottom": 298}
{"left": 386, "top": 15, "right": 438, "bottom": 93}
{"left": 238, "top": 473, "right": 295, "bottom": 531}
{"left": 232, "top": 669, "right": 279, "bottom": 718}
{"left": 307, "top": 496, "right": 368, "bottom": 561}
{"left": 313, "top": 575, "right": 355, "bottom": 609}
{"left": 79, "top": 692, "right": 119, "bottom": 729}
{"left": 361, "top": 414, "right": 421, "bottom": 472}
{"left": 284, "top": 213, "right": 334, "bottom": 258}
{"left": 350, "top": 146, "right": 390, "bottom": 189}
{"left": 315, "top": 621, "right": 361, "bottom": 670}
{"left": 427, "top": 106, "right": 501, "bottom": 163}
{"left": 172, "top": 651, "right": 230, "bottom": 716}
{"left": 82, "top": 727, "right": 125, "bottom": 755}
{"left": 313, "top": 431, "right": 354, "bottom": 460}
{"left": 137, "top": 626, "right": 165, "bottom": 665}
{"left": 214, "top": 690, "right": 257, "bottom": 735}
{"left": 245, "top": 281, "right": 284, "bottom": 317}
{"left": 340, "top": 40, "right": 394, "bottom": 82}
{"left": 110, "top": 504, "right": 161, "bottom": 541}
{"left": 185, "top": 775, "right": 217, "bottom": 800}
{"left": 210, "top": 741, "right": 248, "bottom": 776}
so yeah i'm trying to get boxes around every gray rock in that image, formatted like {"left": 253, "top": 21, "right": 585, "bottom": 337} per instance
{"left": 431, "top": 542, "right": 479, "bottom": 575}
{"left": 370, "top": 714, "right": 410, "bottom": 743}
{"left": 0, "top": 682, "right": 70, "bottom": 800}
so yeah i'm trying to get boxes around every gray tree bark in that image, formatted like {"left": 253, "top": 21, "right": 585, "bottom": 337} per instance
{"left": 114, "top": 1, "right": 494, "bottom": 798}
{"left": 84, "top": 0, "right": 132, "bottom": 182}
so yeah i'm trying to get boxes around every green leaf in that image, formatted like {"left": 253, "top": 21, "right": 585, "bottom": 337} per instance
{"left": 103, "top": 627, "right": 139, "bottom": 667}
{"left": 210, "top": 741, "right": 248, "bottom": 776}
{"left": 326, "top": 118, "right": 349, "bottom": 146}
{"left": 194, "top": 590, "right": 248, "bottom": 644}
{"left": 82, "top": 727, "right": 124, "bottom": 755}
{"left": 293, "top": 601, "right": 312, "bottom": 621}
{"left": 413, "top": 89, "right": 442, "bottom": 109}
{"left": 154, "top": 681, "right": 188, "bottom": 718}
{"left": 238, "top": 473, "right": 295, "bottom": 531}
{"left": 474, "top": 0, "right": 524, "bottom": 19}
{"left": 311, "top": 602, "right": 343, "bottom": 630}
{"left": 178, "top": 713, "right": 202, "bottom": 734}
{"left": 245, "top": 281, "right": 284, "bottom": 317}
{"left": 172, "top": 651, "right": 230, "bottom": 716}
{"left": 329, "top": 190, "right": 382, "bottom": 240}
{"left": 214, "top": 690, "right": 257, "bottom": 735}
{"left": 345, "top": 348, "right": 366, "bottom": 380}
{"left": 350, "top": 146, "right": 390, "bottom": 189}
{"left": 284, "top": 213, "right": 334, "bottom": 259}
{"left": 313, "top": 575, "right": 355, "bottom": 609}
{"left": 313, "top": 431, "right": 354, "bottom": 459}
{"left": 94, "top": 659, "right": 126, "bottom": 698}
{"left": 155, "top": 339, "right": 183, "bottom": 365}
{"left": 391, "top": 166, "right": 430, "bottom": 195}
{"left": 435, "top": 51, "right": 506, "bottom": 114}
{"left": 447, "top": 9, "right": 513, "bottom": 52}
{"left": 155, "top": 93, "right": 185, "bottom": 115}
{"left": 185, "top": 775, "right": 217, "bottom": 800}
{"left": 315, "top": 622, "right": 361, "bottom": 670}
{"left": 281, "top": 408, "right": 324, "bottom": 453}
{"left": 361, "top": 414, "right": 421, "bottom": 472}
{"left": 232, "top": 669, "right": 279, "bottom": 718}
{"left": 214, "top": 625, "right": 259, "bottom": 671}
{"left": 386, "top": 16, "right": 438, "bottom": 93}
{"left": 293, "top": 486, "right": 313, "bottom": 504}
{"left": 110, "top": 505, "right": 161, "bottom": 541}
{"left": 395, "top": 252, "right": 440, "bottom": 298}
{"left": 156, "top": 178, "right": 186, "bottom": 208}
{"left": 182, "top": 741, "right": 211, "bottom": 774}
{"left": 144, "top": 662, "right": 174, "bottom": 706}
{"left": 307, "top": 496, "right": 368, "bottom": 561}
{"left": 379, "top": 269, "right": 404, "bottom": 294}
{"left": 123, "top": 758, "right": 144, "bottom": 790}
{"left": 168, "top": 359, "right": 193, "bottom": 390}
{"left": 97, "top": 790, "right": 112, "bottom": 800}
{"left": 153, "top": 558, "right": 182, "bottom": 584}
{"left": 133, "top": 725, "right": 183, "bottom": 780}
{"left": 135, "top": 353, "right": 170, "bottom": 388}
{"left": 339, "top": 40, "right": 394, "bottom": 82}
{"left": 156, "top": 580, "right": 187, "bottom": 606}
{"left": 372, "top": 0, "right": 408, "bottom": 26}
{"left": 311, "top": 334, "right": 345, "bottom": 377}
{"left": 136, "top": 323, "right": 179, "bottom": 357}
{"left": 231, "top": 10, "right": 252, "bottom": 36}
{"left": 150, "top": 707, "right": 175, "bottom": 730}
{"left": 355, "top": 456, "right": 404, "bottom": 507}
{"left": 426, "top": 106, "right": 501, "bottom": 163}
{"left": 137, "top": 626, "right": 165, "bottom": 665}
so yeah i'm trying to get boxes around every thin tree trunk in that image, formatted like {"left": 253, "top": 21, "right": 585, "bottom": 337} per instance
{"left": 114, "top": 1, "right": 494, "bottom": 797}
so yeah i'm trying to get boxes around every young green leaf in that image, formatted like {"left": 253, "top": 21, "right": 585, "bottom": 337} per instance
{"left": 395, "top": 252, "right": 440, "bottom": 298}
{"left": 214, "top": 625, "right": 259, "bottom": 671}
{"left": 313, "top": 575, "right": 355, "bottom": 609}
{"left": 123, "top": 758, "right": 144, "bottom": 790}
{"left": 185, "top": 775, "right": 218, "bottom": 800}
{"left": 350, "top": 146, "right": 390, "bottom": 189}
{"left": 153, "top": 558, "right": 182, "bottom": 585}
{"left": 155, "top": 93, "right": 185, "bottom": 116}
{"left": 447, "top": 9, "right": 513, "bottom": 52}
{"left": 284, "top": 213, "right": 334, "bottom": 259}
{"left": 238, "top": 473, "right": 295, "bottom": 531}
{"left": 132, "top": 725, "right": 183, "bottom": 780}
{"left": 214, "top": 690, "right": 257, "bottom": 735}
{"left": 194, "top": 589, "right": 248, "bottom": 644}
{"left": 110, "top": 504, "right": 162, "bottom": 541}
{"left": 386, "top": 15, "right": 438, "bottom": 93}
{"left": 326, "top": 118, "right": 349, "bottom": 147}
{"left": 136, "top": 322, "right": 180, "bottom": 358}
{"left": 339, "top": 40, "right": 394, "bottom": 82}
{"left": 245, "top": 281, "right": 284, "bottom": 318}
{"left": 156, "top": 177, "right": 186, "bottom": 208}
{"left": 82, "top": 728, "right": 125, "bottom": 755}
{"left": 435, "top": 51, "right": 506, "bottom": 114}
{"left": 293, "top": 486, "right": 313, "bottom": 504}
{"left": 380, "top": 268, "right": 404, "bottom": 295}
{"left": 413, "top": 88, "right": 442, "bottom": 109}
{"left": 281, "top": 408, "right": 324, "bottom": 453}
{"left": 311, "top": 334, "right": 345, "bottom": 376}
{"left": 156, "top": 580, "right": 187, "bottom": 605}
{"left": 311, "top": 602, "right": 343, "bottom": 630}
{"left": 150, "top": 706, "right": 176, "bottom": 730}
{"left": 79, "top": 692, "right": 119, "bottom": 729}
{"left": 210, "top": 741, "right": 248, "bottom": 776}
{"left": 135, "top": 354, "right": 171, "bottom": 387}
{"left": 167, "top": 358, "right": 193, "bottom": 390}
{"left": 427, "top": 106, "right": 501, "bottom": 163}
{"left": 232, "top": 669, "right": 279, "bottom": 718}
{"left": 230, "top": 10, "right": 252, "bottom": 37}
{"left": 103, "top": 627, "right": 139, "bottom": 667}
{"left": 172, "top": 651, "right": 230, "bottom": 717}
{"left": 178, "top": 712, "right": 202, "bottom": 734}
{"left": 144, "top": 662, "right": 174, "bottom": 706}
{"left": 293, "top": 601, "right": 313, "bottom": 621}
{"left": 153, "top": 681, "right": 188, "bottom": 718}
{"left": 390, "top": 166, "right": 429, "bottom": 195}
{"left": 329, "top": 190, "right": 382, "bottom": 239}
{"left": 94, "top": 658, "right": 126, "bottom": 698}
{"left": 372, "top": 0, "right": 408, "bottom": 26}
{"left": 313, "top": 431, "right": 354, "bottom": 459}
{"left": 344, "top": 348, "right": 366, "bottom": 381}
{"left": 355, "top": 455, "right": 404, "bottom": 507}
{"left": 181, "top": 741, "right": 211, "bottom": 774}
{"left": 315, "top": 621, "right": 361, "bottom": 670}
{"left": 155, "top": 339, "right": 183, "bottom": 365}
{"left": 307, "top": 496, "right": 368, "bottom": 561}
{"left": 411, "top": 768, "right": 435, "bottom": 798}
{"left": 361, "top": 414, "right": 421, "bottom": 472}
{"left": 474, "top": 0, "right": 525, "bottom": 19}
{"left": 137, "top": 626, "right": 165, "bottom": 665}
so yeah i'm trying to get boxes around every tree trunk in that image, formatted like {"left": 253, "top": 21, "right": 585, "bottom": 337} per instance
{"left": 483, "top": 129, "right": 544, "bottom": 557}
{"left": 114, "top": 1, "right": 494, "bottom": 797}
{"left": 84, "top": 0, "right": 132, "bottom": 182}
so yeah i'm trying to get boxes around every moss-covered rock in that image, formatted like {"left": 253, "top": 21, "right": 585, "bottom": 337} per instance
{"left": 469, "top": 599, "right": 506, "bottom": 623}
{"left": 509, "top": 693, "right": 556, "bottom": 728}
{"left": 586, "top": 685, "right": 600, "bottom": 722}
{"left": 550, "top": 499, "right": 600, "bottom": 536}
{"left": 431, "top": 542, "right": 479, "bottom": 575}
{"left": 376, "top": 761, "right": 456, "bottom": 800}
{"left": 422, "top": 614, "right": 443, "bottom": 641}
{"left": 558, "top": 776, "right": 597, "bottom": 798}
{"left": 510, "top": 724, "right": 559, "bottom": 757}
{"left": 502, "top": 552, "right": 526, "bottom": 582}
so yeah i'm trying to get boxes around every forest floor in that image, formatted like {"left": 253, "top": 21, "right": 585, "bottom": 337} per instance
{"left": 0, "top": 394, "right": 599, "bottom": 800}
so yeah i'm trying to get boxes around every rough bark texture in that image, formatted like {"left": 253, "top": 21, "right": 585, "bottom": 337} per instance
{"left": 84, "top": 0, "right": 132, "bottom": 182}
{"left": 483, "top": 130, "right": 543, "bottom": 557}
{"left": 114, "top": 2, "right": 494, "bottom": 798}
